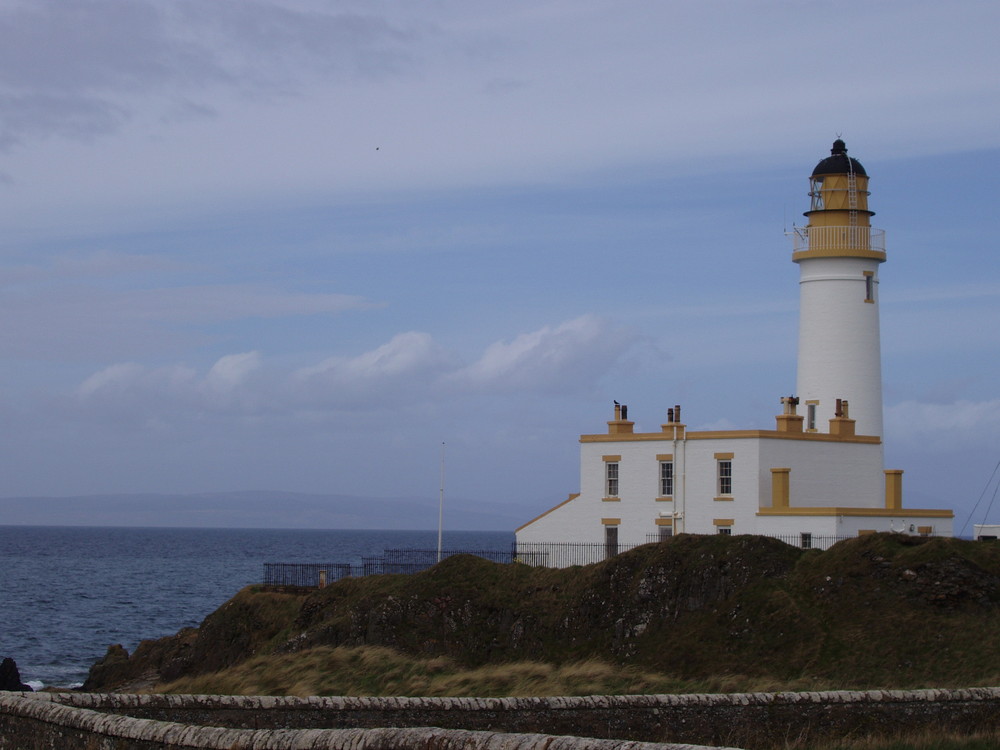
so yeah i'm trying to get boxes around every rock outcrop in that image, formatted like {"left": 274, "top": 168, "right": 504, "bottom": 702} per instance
{"left": 0, "top": 657, "right": 33, "bottom": 691}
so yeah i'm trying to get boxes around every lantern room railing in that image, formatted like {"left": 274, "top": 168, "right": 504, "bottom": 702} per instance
{"left": 789, "top": 225, "right": 885, "bottom": 254}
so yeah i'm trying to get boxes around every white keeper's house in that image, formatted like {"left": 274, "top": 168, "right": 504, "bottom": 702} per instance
{"left": 516, "top": 140, "right": 953, "bottom": 560}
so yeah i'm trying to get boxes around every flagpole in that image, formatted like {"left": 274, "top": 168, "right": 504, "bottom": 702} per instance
{"left": 437, "top": 441, "right": 445, "bottom": 563}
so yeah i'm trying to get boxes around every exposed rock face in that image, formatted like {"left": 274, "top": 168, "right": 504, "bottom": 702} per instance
{"left": 82, "top": 629, "right": 199, "bottom": 692}
{"left": 82, "top": 533, "right": 1000, "bottom": 692}
{"left": 0, "top": 657, "right": 33, "bottom": 691}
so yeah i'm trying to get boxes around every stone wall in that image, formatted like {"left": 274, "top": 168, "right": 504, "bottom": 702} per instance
{"left": 1, "top": 694, "right": 723, "bottom": 750}
{"left": 5, "top": 688, "right": 1000, "bottom": 749}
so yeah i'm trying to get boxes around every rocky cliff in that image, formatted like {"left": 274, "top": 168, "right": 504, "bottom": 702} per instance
{"left": 83, "top": 533, "right": 1000, "bottom": 692}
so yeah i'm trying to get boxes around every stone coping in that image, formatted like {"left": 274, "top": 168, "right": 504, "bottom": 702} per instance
{"left": 20, "top": 686, "right": 1000, "bottom": 711}
{"left": 0, "top": 693, "right": 735, "bottom": 750}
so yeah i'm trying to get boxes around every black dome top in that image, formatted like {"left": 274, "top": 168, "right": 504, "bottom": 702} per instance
{"left": 811, "top": 138, "right": 867, "bottom": 177}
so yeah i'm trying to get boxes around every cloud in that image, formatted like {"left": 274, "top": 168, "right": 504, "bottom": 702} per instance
{"left": 78, "top": 362, "right": 150, "bottom": 398}
{"left": 0, "top": 277, "right": 373, "bottom": 359}
{"left": 0, "top": 250, "right": 180, "bottom": 286}
{"left": 70, "top": 316, "right": 637, "bottom": 424}
{"left": 76, "top": 361, "right": 201, "bottom": 427}
{"left": 885, "top": 399, "right": 1000, "bottom": 445}
{"left": 292, "top": 332, "right": 453, "bottom": 408}
{"left": 0, "top": 0, "right": 420, "bottom": 149}
{"left": 0, "top": 1, "right": 208, "bottom": 147}
{"left": 302, "top": 332, "right": 444, "bottom": 379}
{"left": 77, "top": 353, "right": 263, "bottom": 418}
{"left": 206, "top": 351, "right": 262, "bottom": 391}
{"left": 177, "top": 1, "right": 417, "bottom": 82}
{"left": 122, "top": 285, "right": 372, "bottom": 322}
{"left": 75, "top": 333, "right": 456, "bottom": 423}
{"left": 0, "top": 93, "right": 126, "bottom": 150}
{"left": 449, "top": 315, "right": 634, "bottom": 394}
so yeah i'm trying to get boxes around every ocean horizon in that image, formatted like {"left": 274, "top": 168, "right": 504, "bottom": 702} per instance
{"left": 0, "top": 525, "right": 513, "bottom": 688}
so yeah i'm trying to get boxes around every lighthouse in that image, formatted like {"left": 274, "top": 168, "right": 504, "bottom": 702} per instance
{"left": 515, "top": 138, "right": 955, "bottom": 558}
{"left": 792, "top": 139, "right": 886, "bottom": 438}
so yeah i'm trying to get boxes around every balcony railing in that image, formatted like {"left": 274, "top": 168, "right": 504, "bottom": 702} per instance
{"left": 789, "top": 225, "right": 885, "bottom": 254}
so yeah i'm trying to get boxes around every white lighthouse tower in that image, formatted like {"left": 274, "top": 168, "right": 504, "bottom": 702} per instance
{"left": 793, "top": 139, "right": 886, "bottom": 438}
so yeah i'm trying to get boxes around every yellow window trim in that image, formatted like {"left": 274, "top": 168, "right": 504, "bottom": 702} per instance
{"left": 713, "top": 518, "right": 734, "bottom": 527}
{"left": 602, "top": 455, "right": 621, "bottom": 462}
{"left": 713, "top": 496, "right": 734, "bottom": 502}
{"left": 655, "top": 453, "right": 673, "bottom": 461}
{"left": 602, "top": 497, "right": 621, "bottom": 503}
{"left": 714, "top": 452, "right": 734, "bottom": 460}
{"left": 655, "top": 496, "right": 673, "bottom": 502}
{"left": 655, "top": 518, "right": 673, "bottom": 527}
{"left": 601, "top": 518, "right": 621, "bottom": 526}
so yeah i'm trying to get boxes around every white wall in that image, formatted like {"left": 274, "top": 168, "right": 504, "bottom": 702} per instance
{"left": 757, "top": 437, "right": 884, "bottom": 509}
{"left": 516, "top": 429, "right": 951, "bottom": 557}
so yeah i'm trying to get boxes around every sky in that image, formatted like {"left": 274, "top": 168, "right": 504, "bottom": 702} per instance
{"left": 1, "top": 0, "right": 999, "bottom": 533}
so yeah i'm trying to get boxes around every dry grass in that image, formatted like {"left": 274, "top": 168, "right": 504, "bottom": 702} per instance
{"left": 156, "top": 646, "right": 1000, "bottom": 699}
{"left": 154, "top": 644, "right": 853, "bottom": 697}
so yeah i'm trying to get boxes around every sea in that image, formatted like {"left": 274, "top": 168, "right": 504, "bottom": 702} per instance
{"left": 0, "top": 526, "right": 513, "bottom": 689}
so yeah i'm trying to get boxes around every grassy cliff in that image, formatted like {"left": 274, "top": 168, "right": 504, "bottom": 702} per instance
{"left": 83, "top": 533, "right": 1000, "bottom": 695}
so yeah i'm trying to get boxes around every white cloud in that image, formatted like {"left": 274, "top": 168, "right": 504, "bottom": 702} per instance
{"left": 70, "top": 316, "right": 637, "bottom": 424}
{"left": 449, "top": 315, "right": 634, "bottom": 394}
{"left": 78, "top": 362, "right": 148, "bottom": 398}
{"left": 291, "top": 332, "right": 453, "bottom": 409}
{"left": 4, "top": 0, "right": 999, "bottom": 224}
{"left": 75, "top": 361, "right": 201, "bottom": 428}
{"left": 885, "top": 399, "right": 1000, "bottom": 445}
{"left": 76, "top": 353, "right": 266, "bottom": 418}
{"left": 206, "top": 351, "right": 261, "bottom": 391}
{"left": 0, "top": 0, "right": 422, "bottom": 149}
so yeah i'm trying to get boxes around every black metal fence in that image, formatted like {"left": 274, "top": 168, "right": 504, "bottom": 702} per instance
{"left": 362, "top": 547, "right": 515, "bottom": 575}
{"left": 262, "top": 562, "right": 357, "bottom": 587}
{"left": 513, "top": 540, "right": 651, "bottom": 568}
{"left": 768, "top": 534, "right": 852, "bottom": 549}
{"left": 263, "top": 547, "right": 516, "bottom": 588}
{"left": 263, "top": 532, "right": 874, "bottom": 587}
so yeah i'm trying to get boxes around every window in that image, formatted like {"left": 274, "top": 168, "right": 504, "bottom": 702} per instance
{"left": 809, "top": 177, "right": 825, "bottom": 211}
{"left": 658, "top": 525, "right": 674, "bottom": 541}
{"left": 864, "top": 272, "right": 875, "bottom": 303}
{"left": 605, "top": 462, "right": 619, "bottom": 497}
{"left": 659, "top": 460, "right": 674, "bottom": 497}
{"left": 604, "top": 525, "right": 619, "bottom": 558}
{"left": 801, "top": 533, "right": 812, "bottom": 549}
{"left": 717, "top": 527, "right": 732, "bottom": 536}
{"left": 717, "top": 460, "right": 732, "bottom": 496}
{"left": 806, "top": 403, "right": 817, "bottom": 431}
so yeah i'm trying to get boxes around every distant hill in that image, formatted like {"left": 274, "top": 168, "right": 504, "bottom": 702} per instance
{"left": 84, "top": 533, "right": 1000, "bottom": 693}
{"left": 0, "top": 490, "right": 525, "bottom": 531}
